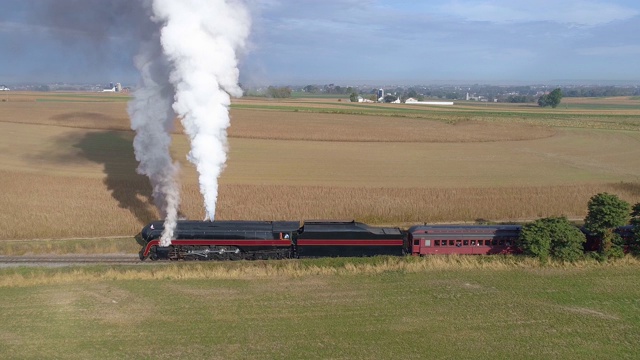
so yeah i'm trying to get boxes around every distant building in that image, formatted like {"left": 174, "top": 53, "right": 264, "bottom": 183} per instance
{"left": 405, "top": 98, "right": 453, "bottom": 106}
{"left": 377, "top": 88, "right": 384, "bottom": 102}
{"left": 0, "top": 85, "right": 9, "bottom": 91}
{"left": 102, "top": 82, "right": 122, "bottom": 92}
{"left": 357, "top": 96, "right": 374, "bottom": 103}
{"left": 466, "top": 93, "right": 487, "bottom": 101}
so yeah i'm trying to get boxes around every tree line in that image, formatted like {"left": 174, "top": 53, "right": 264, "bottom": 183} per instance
{"left": 247, "top": 83, "right": 638, "bottom": 105}
{"left": 518, "top": 193, "right": 639, "bottom": 262}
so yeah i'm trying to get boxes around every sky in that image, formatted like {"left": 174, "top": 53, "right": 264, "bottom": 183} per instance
{"left": 0, "top": 0, "right": 639, "bottom": 86}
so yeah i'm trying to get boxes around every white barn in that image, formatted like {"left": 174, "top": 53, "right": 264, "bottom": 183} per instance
{"left": 405, "top": 98, "right": 453, "bottom": 106}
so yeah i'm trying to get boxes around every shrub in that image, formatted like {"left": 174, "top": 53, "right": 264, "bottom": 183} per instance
{"left": 629, "top": 203, "right": 640, "bottom": 255}
{"left": 519, "top": 217, "right": 586, "bottom": 262}
{"left": 584, "top": 193, "right": 630, "bottom": 258}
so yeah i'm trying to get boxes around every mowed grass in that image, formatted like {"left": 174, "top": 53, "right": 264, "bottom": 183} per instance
{"left": 2, "top": 93, "right": 640, "bottom": 240}
{"left": 0, "top": 257, "right": 639, "bottom": 359}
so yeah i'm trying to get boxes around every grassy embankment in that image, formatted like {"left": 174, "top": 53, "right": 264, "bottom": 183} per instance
{"left": 0, "top": 256, "right": 639, "bottom": 359}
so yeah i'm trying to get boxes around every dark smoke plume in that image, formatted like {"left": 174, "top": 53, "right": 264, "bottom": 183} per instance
{"left": 28, "top": 0, "right": 251, "bottom": 245}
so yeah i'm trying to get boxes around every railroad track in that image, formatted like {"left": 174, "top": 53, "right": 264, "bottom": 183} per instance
{"left": 0, "top": 254, "right": 145, "bottom": 267}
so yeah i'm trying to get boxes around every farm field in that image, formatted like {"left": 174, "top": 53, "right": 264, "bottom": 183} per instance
{"left": 0, "top": 257, "right": 639, "bottom": 359}
{"left": 1, "top": 92, "right": 640, "bottom": 240}
{"left": 2, "top": 92, "right": 640, "bottom": 360}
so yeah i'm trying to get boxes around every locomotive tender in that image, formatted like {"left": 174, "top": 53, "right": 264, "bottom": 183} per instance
{"left": 137, "top": 220, "right": 522, "bottom": 261}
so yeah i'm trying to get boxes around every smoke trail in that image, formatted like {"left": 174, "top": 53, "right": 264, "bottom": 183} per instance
{"left": 128, "top": 33, "right": 181, "bottom": 247}
{"left": 151, "top": 0, "right": 251, "bottom": 221}
{"left": 128, "top": 0, "right": 250, "bottom": 244}
{"left": 28, "top": 0, "right": 251, "bottom": 245}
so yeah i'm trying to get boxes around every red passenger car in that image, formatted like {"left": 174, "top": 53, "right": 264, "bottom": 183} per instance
{"left": 407, "top": 225, "right": 522, "bottom": 256}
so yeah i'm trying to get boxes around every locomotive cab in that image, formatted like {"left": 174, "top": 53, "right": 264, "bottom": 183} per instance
{"left": 138, "top": 220, "right": 300, "bottom": 261}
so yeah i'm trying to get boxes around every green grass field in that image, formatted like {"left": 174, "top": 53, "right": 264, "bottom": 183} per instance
{"left": 1, "top": 257, "right": 639, "bottom": 359}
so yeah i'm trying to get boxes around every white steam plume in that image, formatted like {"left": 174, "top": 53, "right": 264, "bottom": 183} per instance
{"left": 129, "top": 0, "right": 250, "bottom": 245}
{"left": 152, "top": 0, "right": 251, "bottom": 221}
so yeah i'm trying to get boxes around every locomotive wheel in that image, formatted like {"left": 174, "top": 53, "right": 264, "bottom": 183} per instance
{"left": 149, "top": 252, "right": 158, "bottom": 261}
{"left": 228, "top": 251, "right": 242, "bottom": 261}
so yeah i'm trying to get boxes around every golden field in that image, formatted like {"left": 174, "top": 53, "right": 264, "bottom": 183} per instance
{"left": 1, "top": 92, "right": 640, "bottom": 240}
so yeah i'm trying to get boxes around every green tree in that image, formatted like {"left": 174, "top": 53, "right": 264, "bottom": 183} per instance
{"left": 547, "top": 88, "right": 563, "bottom": 107}
{"left": 519, "top": 217, "right": 586, "bottom": 263}
{"left": 630, "top": 203, "right": 640, "bottom": 255}
{"left": 349, "top": 92, "right": 359, "bottom": 102}
{"left": 538, "top": 88, "right": 563, "bottom": 108}
{"left": 584, "top": 193, "right": 630, "bottom": 258}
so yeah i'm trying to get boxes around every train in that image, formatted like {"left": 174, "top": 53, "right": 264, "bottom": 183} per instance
{"left": 137, "top": 220, "right": 545, "bottom": 261}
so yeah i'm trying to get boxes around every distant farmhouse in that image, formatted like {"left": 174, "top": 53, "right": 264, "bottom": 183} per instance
{"left": 0, "top": 85, "right": 10, "bottom": 91}
{"left": 102, "top": 82, "right": 123, "bottom": 92}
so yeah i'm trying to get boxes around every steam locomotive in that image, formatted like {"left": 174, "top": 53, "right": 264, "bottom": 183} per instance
{"left": 137, "top": 220, "right": 531, "bottom": 261}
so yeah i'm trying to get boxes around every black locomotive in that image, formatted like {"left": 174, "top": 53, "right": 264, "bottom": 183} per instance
{"left": 137, "top": 220, "right": 404, "bottom": 261}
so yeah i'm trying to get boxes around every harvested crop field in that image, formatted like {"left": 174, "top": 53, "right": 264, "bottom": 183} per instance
{"left": 228, "top": 110, "right": 556, "bottom": 142}
{"left": 1, "top": 92, "right": 640, "bottom": 240}
{"left": 2, "top": 93, "right": 556, "bottom": 142}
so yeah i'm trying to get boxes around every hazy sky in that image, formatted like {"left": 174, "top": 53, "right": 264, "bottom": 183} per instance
{"left": 1, "top": 0, "right": 639, "bottom": 86}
